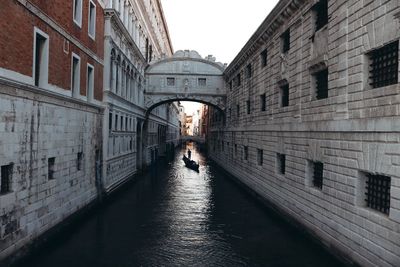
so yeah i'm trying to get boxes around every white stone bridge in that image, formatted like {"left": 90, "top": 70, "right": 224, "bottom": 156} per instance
{"left": 145, "top": 50, "right": 226, "bottom": 115}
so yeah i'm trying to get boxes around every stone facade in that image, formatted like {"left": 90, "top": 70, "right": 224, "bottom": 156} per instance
{"left": 209, "top": 0, "right": 400, "bottom": 266}
{"left": 102, "top": 0, "right": 179, "bottom": 192}
{"left": 0, "top": 0, "right": 105, "bottom": 260}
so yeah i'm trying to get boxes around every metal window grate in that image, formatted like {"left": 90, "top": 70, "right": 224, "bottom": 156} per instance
{"left": 282, "top": 30, "right": 290, "bottom": 53}
{"left": 314, "top": 0, "right": 328, "bottom": 31}
{"left": 315, "top": 69, "right": 329, "bottom": 99}
{"left": 278, "top": 154, "right": 286, "bottom": 174}
{"left": 312, "top": 162, "right": 323, "bottom": 189}
{"left": 365, "top": 174, "right": 391, "bottom": 214}
{"left": 369, "top": 41, "right": 399, "bottom": 88}
{"left": 1, "top": 164, "right": 13, "bottom": 194}
{"left": 261, "top": 49, "right": 268, "bottom": 67}
{"left": 281, "top": 84, "right": 289, "bottom": 107}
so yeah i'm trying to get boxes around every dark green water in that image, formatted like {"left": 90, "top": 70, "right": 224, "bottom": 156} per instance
{"left": 14, "top": 145, "right": 346, "bottom": 267}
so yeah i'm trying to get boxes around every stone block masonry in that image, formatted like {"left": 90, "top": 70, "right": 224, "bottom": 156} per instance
{"left": 0, "top": 78, "right": 103, "bottom": 260}
{"left": 209, "top": 0, "right": 400, "bottom": 266}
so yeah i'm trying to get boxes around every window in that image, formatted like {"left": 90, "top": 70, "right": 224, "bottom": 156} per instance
{"left": 257, "top": 149, "right": 263, "bottom": 166}
{"left": 229, "top": 81, "right": 233, "bottom": 91}
{"left": 313, "top": 0, "right": 328, "bottom": 31}
{"left": 73, "top": 0, "right": 83, "bottom": 27}
{"left": 235, "top": 144, "right": 237, "bottom": 155}
{"left": 71, "top": 54, "right": 81, "bottom": 98}
{"left": 77, "top": 152, "right": 83, "bottom": 171}
{"left": 236, "top": 73, "right": 241, "bottom": 86}
{"left": 87, "top": 64, "right": 94, "bottom": 101}
{"left": 277, "top": 153, "right": 286, "bottom": 175}
{"left": 280, "top": 83, "right": 289, "bottom": 107}
{"left": 1, "top": 164, "right": 13, "bottom": 194}
{"left": 260, "top": 94, "right": 266, "bottom": 111}
{"left": 125, "top": 117, "right": 128, "bottom": 131}
{"left": 229, "top": 108, "right": 232, "bottom": 118}
{"left": 310, "top": 161, "right": 324, "bottom": 189}
{"left": 244, "top": 146, "right": 248, "bottom": 160}
{"left": 167, "top": 77, "right": 175, "bottom": 86}
{"left": 313, "top": 69, "right": 329, "bottom": 99}
{"left": 246, "top": 100, "right": 251, "bottom": 114}
{"left": 120, "top": 115, "right": 123, "bottom": 130}
{"left": 246, "top": 64, "right": 252, "bottom": 79}
{"left": 368, "top": 41, "right": 399, "bottom": 88}
{"left": 198, "top": 78, "right": 206, "bottom": 86}
{"left": 109, "top": 112, "right": 112, "bottom": 131}
{"left": 33, "top": 29, "right": 49, "bottom": 87}
{"left": 88, "top": 1, "right": 96, "bottom": 39}
{"left": 361, "top": 173, "right": 391, "bottom": 214}
{"left": 48, "top": 157, "right": 55, "bottom": 180}
{"left": 115, "top": 114, "right": 118, "bottom": 130}
{"left": 281, "top": 29, "right": 290, "bottom": 53}
{"left": 237, "top": 104, "right": 240, "bottom": 117}
{"left": 261, "top": 49, "right": 268, "bottom": 68}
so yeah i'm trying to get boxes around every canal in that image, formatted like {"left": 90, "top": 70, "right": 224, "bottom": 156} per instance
{"left": 14, "top": 144, "right": 347, "bottom": 267}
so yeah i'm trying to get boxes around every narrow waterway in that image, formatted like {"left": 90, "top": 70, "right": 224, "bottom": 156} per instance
{"left": 15, "top": 144, "right": 346, "bottom": 267}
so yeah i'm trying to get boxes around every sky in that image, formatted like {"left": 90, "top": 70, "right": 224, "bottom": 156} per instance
{"left": 160, "top": 0, "right": 280, "bottom": 113}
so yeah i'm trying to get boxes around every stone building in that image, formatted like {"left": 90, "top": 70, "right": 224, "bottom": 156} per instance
{"left": 101, "top": 0, "right": 179, "bottom": 192}
{"left": 0, "top": 0, "right": 105, "bottom": 260}
{"left": 209, "top": 0, "right": 400, "bottom": 266}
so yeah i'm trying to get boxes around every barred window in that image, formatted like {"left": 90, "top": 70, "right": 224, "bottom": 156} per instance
{"left": 198, "top": 78, "right": 206, "bottom": 86}
{"left": 257, "top": 149, "right": 263, "bottom": 166}
{"left": 311, "top": 161, "right": 324, "bottom": 189}
{"left": 281, "top": 29, "right": 290, "bottom": 53}
{"left": 313, "top": 0, "right": 328, "bottom": 31}
{"left": 365, "top": 173, "right": 391, "bottom": 214}
{"left": 260, "top": 94, "right": 266, "bottom": 111}
{"left": 167, "top": 77, "right": 175, "bottom": 86}
{"left": 368, "top": 41, "right": 399, "bottom": 88}
{"left": 246, "top": 100, "right": 251, "bottom": 114}
{"left": 246, "top": 64, "right": 252, "bottom": 79}
{"left": 244, "top": 146, "right": 248, "bottom": 160}
{"left": 314, "top": 69, "right": 329, "bottom": 99}
{"left": 0, "top": 164, "right": 13, "bottom": 194}
{"left": 277, "top": 153, "right": 286, "bottom": 175}
{"left": 280, "top": 84, "right": 289, "bottom": 107}
{"left": 261, "top": 49, "right": 268, "bottom": 68}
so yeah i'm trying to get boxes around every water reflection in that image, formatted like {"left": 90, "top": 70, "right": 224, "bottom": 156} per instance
{"left": 14, "top": 143, "right": 347, "bottom": 267}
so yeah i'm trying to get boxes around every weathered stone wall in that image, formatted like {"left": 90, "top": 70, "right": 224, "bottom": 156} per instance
{"left": 0, "top": 79, "right": 103, "bottom": 260}
{"left": 210, "top": 0, "right": 400, "bottom": 266}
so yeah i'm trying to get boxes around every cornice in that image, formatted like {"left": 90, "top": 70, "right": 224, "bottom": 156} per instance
{"left": 224, "top": 0, "right": 307, "bottom": 77}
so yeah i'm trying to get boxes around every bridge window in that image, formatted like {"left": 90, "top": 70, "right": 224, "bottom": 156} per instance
{"left": 1, "top": 164, "right": 13, "bottom": 194}
{"left": 257, "top": 149, "right": 263, "bottom": 166}
{"left": 359, "top": 172, "right": 391, "bottom": 215}
{"left": 246, "top": 64, "right": 252, "bottom": 79}
{"left": 313, "top": 68, "right": 329, "bottom": 99}
{"left": 277, "top": 153, "right": 286, "bottom": 175}
{"left": 313, "top": 0, "right": 328, "bottom": 32}
{"left": 198, "top": 78, "right": 206, "bottom": 87}
{"left": 261, "top": 49, "right": 268, "bottom": 68}
{"left": 260, "top": 93, "right": 266, "bottom": 111}
{"left": 281, "top": 29, "right": 290, "bottom": 53}
{"left": 167, "top": 77, "right": 175, "bottom": 86}
{"left": 280, "top": 83, "right": 289, "bottom": 107}
{"left": 368, "top": 40, "right": 399, "bottom": 88}
{"left": 48, "top": 157, "right": 55, "bottom": 180}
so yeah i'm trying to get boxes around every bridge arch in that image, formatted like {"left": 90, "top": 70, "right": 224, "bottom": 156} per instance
{"left": 144, "top": 50, "right": 226, "bottom": 115}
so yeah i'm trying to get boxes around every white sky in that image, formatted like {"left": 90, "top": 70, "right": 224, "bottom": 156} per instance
{"left": 160, "top": 0, "right": 280, "bottom": 113}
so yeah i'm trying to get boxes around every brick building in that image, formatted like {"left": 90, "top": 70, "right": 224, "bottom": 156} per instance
{"left": 0, "top": 0, "right": 106, "bottom": 261}
{"left": 209, "top": 0, "right": 400, "bottom": 266}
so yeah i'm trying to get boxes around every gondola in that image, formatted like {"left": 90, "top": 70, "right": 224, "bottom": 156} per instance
{"left": 182, "top": 155, "right": 199, "bottom": 172}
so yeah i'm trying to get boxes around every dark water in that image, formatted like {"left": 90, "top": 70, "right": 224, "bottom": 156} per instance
{"left": 14, "top": 144, "right": 346, "bottom": 267}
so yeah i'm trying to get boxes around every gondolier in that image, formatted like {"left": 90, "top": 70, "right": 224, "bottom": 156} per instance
{"left": 187, "top": 149, "right": 191, "bottom": 159}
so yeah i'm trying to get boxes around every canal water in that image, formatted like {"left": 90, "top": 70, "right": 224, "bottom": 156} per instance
{"left": 14, "top": 144, "right": 347, "bottom": 267}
